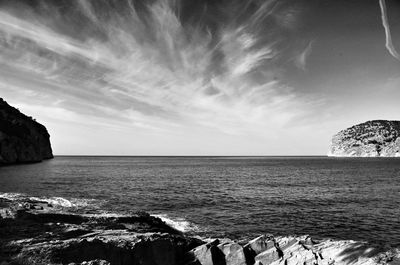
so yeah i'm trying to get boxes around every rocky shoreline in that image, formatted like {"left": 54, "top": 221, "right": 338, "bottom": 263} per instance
{"left": 0, "top": 198, "right": 399, "bottom": 265}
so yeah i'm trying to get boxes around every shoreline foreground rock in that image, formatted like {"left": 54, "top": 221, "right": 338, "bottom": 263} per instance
{"left": 329, "top": 120, "right": 400, "bottom": 157}
{"left": 0, "top": 98, "right": 53, "bottom": 165}
{"left": 1, "top": 198, "right": 399, "bottom": 265}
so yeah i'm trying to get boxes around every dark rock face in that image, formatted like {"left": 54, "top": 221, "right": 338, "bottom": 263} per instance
{"left": 329, "top": 120, "right": 400, "bottom": 157}
{"left": 0, "top": 198, "right": 201, "bottom": 265}
{"left": 0, "top": 98, "right": 53, "bottom": 164}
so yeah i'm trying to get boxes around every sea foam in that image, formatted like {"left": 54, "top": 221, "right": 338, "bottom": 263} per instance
{"left": 0, "top": 192, "right": 95, "bottom": 209}
{"left": 152, "top": 214, "right": 200, "bottom": 233}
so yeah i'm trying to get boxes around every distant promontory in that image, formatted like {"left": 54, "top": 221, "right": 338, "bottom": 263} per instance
{"left": 0, "top": 98, "right": 53, "bottom": 165}
{"left": 329, "top": 120, "right": 400, "bottom": 157}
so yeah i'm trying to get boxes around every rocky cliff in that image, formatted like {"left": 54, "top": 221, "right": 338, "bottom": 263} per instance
{"left": 329, "top": 120, "right": 400, "bottom": 157}
{"left": 0, "top": 98, "right": 53, "bottom": 165}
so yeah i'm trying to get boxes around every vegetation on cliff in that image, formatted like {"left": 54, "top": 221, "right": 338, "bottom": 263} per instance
{"left": 329, "top": 120, "right": 400, "bottom": 157}
{"left": 0, "top": 98, "right": 53, "bottom": 164}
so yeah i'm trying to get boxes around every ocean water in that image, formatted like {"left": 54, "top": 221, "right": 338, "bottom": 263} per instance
{"left": 0, "top": 156, "right": 399, "bottom": 247}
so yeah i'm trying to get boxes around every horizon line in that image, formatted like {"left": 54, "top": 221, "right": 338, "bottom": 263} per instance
{"left": 53, "top": 155, "right": 329, "bottom": 157}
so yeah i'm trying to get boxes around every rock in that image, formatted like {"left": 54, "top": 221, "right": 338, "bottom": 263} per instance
{"left": 54, "top": 232, "right": 190, "bottom": 265}
{"left": 0, "top": 200, "right": 205, "bottom": 265}
{"left": 0, "top": 200, "right": 398, "bottom": 265}
{"left": 0, "top": 98, "right": 53, "bottom": 165}
{"left": 187, "top": 239, "right": 225, "bottom": 265}
{"left": 301, "top": 251, "right": 318, "bottom": 265}
{"left": 328, "top": 120, "right": 400, "bottom": 157}
{"left": 61, "top": 228, "right": 93, "bottom": 239}
{"left": 389, "top": 256, "right": 400, "bottom": 265}
{"left": 255, "top": 251, "right": 279, "bottom": 265}
{"left": 275, "top": 237, "right": 298, "bottom": 251}
{"left": 282, "top": 247, "right": 318, "bottom": 265}
{"left": 244, "top": 235, "right": 275, "bottom": 255}
{"left": 254, "top": 247, "right": 281, "bottom": 265}
{"left": 218, "top": 242, "right": 247, "bottom": 265}
{"left": 242, "top": 235, "right": 276, "bottom": 265}
{"left": 69, "top": 260, "right": 110, "bottom": 265}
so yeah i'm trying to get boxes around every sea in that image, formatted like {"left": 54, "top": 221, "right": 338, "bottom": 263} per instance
{"left": 1, "top": 156, "right": 399, "bottom": 247}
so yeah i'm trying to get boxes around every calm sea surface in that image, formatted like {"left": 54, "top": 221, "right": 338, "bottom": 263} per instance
{"left": 1, "top": 156, "right": 399, "bottom": 246}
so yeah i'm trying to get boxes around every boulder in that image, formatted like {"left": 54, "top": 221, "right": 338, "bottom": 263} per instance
{"left": 282, "top": 251, "right": 317, "bottom": 265}
{"left": 275, "top": 237, "right": 298, "bottom": 252}
{"left": 186, "top": 239, "right": 225, "bottom": 265}
{"left": 254, "top": 247, "right": 281, "bottom": 265}
{"left": 218, "top": 242, "right": 247, "bottom": 265}
{"left": 243, "top": 235, "right": 275, "bottom": 256}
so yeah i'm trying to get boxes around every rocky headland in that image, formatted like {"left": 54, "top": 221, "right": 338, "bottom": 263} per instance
{"left": 0, "top": 198, "right": 399, "bottom": 265}
{"left": 328, "top": 120, "right": 400, "bottom": 157}
{"left": 0, "top": 98, "right": 53, "bottom": 165}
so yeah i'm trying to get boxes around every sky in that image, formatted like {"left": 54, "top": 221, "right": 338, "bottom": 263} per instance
{"left": 0, "top": 0, "right": 399, "bottom": 155}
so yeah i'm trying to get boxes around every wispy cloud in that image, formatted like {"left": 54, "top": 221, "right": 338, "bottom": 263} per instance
{"left": 379, "top": 0, "right": 400, "bottom": 61}
{"left": 295, "top": 41, "right": 313, "bottom": 71}
{"left": 0, "top": 0, "right": 321, "bottom": 148}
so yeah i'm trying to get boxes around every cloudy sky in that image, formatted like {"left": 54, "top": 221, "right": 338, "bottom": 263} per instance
{"left": 0, "top": 0, "right": 399, "bottom": 155}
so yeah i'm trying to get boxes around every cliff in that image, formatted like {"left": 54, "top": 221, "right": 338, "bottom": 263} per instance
{"left": 328, "top": 120, "right": 400, "bottom": 157}
{"left": 0, "top": 98, "right": 53, "bottom": 165}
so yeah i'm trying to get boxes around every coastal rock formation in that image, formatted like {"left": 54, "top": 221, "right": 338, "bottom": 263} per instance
{"left": 1, "top": 198, "right": 399, "bottom": 265}
{"left": 329, "top": 120, "right": 400, "bottom": 157}
{"left": 0, "top": 98, "right": 53, "bottom": 165}
{"left": 0, "top": 198, "right": 202, "bottom": 265}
